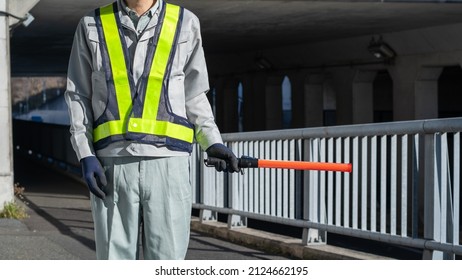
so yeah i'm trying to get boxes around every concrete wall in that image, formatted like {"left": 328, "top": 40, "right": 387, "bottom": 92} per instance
{"left": 0, "top": 0, "right": 14, "bottom": 210}
{"left": 1, "top": 0, "right": 40, "bottom": 210}
{"left": 208, "top": 22, "right": 462, "bottom": 132}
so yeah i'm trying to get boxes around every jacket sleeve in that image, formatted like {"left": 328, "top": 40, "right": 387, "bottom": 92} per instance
{"left": 64, "top": 18, "right": 95, "bottom": 161}
{"left": 184, "top": 12, "right": 223, "bottom": 151}
{"left": 186, "top": 93, "right": 224, "bottom": 150}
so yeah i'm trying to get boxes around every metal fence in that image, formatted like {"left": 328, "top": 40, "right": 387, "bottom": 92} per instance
{"left": 13, "top": 118, "right": 461, "bottom": 259}
{"left": 13, "top": 119, "right": 80, "bottom": 173}
{"left": 191, "top": 118, "right": 462, "bottom": 260}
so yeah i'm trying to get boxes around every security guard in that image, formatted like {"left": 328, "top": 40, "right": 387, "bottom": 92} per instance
{"left": 65, "top": 0, "right": 239, "bottom": 260}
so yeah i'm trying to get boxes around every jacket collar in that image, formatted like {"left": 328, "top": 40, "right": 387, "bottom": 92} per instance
{"left": 116, "top": 0, "right": 162, "bottom": 32}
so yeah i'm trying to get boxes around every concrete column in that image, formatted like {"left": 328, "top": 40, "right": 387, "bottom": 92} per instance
{"left": 0, "top": 0, "right": 14, "bottom": 210}
{"left": 304, "top": 73, "right": 324, "bottom": 127}
{"left": 211, "top": 78, "right": 225, "bottom": 131}
{"left": 287, "top": 71, "right": 307, "bottom": 129}
{"left": 331, "top": 68, "right": 356, "bottom": 125}
{"left": 237, "top": 73, "right": 267, "bottom": 132}
{"left": 389, "top": 58, "right": 419, "bottom": 121}
{"left": 415, "top": 67, "right": 442, "bottom": 120}
{"left": 222, "top": 79, "right": 239, "bottom": 133}
{"left": 206, "top": 78, "right": 215, "bottom": 113}
{"left": 239, "top": 74, "right": 253, "bottom": 132}
{"left": 323, "top": 76, "right": 337, "bottom": 126}
{"left": 352, "top": 70, "right": 377, "bottom": 124}
{"left": 251, "top": 73, "right": 267, "bottom": 131}
{"left": 265, "top": 75, "right": 283, "bottom": 130}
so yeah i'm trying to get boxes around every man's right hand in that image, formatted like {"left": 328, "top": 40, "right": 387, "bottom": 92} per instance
{"left": 81, "top": 156, "right": 107, "bottom": 199}
{"left": 205, "top": 143, "right": 240, "bottom": 173}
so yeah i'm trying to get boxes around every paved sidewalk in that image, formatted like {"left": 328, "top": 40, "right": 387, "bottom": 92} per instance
{"left": 0, "top": 155, "right": 290, "bottom": 260}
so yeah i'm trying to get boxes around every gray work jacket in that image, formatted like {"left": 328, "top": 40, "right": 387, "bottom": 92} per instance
{"left": 65, "top": 0, "right": 223, "bottom": 160}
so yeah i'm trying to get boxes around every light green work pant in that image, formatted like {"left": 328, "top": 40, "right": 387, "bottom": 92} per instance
{"left": 90, "top": 156, "right": 192, "bottom": 260}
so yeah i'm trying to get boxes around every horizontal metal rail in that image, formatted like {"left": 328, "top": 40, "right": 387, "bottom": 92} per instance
{"left": 222, "top": 118, "right": 462, "bottom": 141}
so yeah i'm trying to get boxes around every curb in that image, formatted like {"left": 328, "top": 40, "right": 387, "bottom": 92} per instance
{"left": 190, "top": 218, "right": 393, "bottom": 260}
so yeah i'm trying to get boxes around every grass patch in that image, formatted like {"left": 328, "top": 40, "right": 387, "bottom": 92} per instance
{"left": 0, "top": 201, "right": 29, "bottom": 220}
{"left": 0, "top": 183, "right": 29, "bottom": 220}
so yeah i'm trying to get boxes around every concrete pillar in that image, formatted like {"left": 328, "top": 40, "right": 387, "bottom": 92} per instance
{"left": 373, "top": 70, "right": 394, "bottom": 122}
{"left": 288, "top": 72, "right": 307, "bottom": 129}
{"left": 331, "top": 68, "right": 356, "bottom": 125}
{"left": 389, "top": 58, "right": 419, "bottom": 121}
{"left": 210, "top": 78, "right": 225, "bottom": 130}
{"left": 240, "top": 74, "right": 253, "bottom": 132}
{"left": 251, "top": 73, "right": 267, "bottom": 131}
{"left": 206, "top": 78, "right": 216, "bottom": 116}
{"left": 304, "top": 73, "right": 324, "bottom": 127}
{"left": 265, "top": 75, "right": 284, "bottom": 130}
{"left": 0, "top": 0, "right": 14, "bottom": 210}
{"left": 415, "top": 67, "right": 442, "bottom": 120}
{"left": 352, "top": 70, "right": 377, "bottom": 124}
{"left": 222, "top": 79, "right": 239, "bottom": 133}
{"left": 238, "top": 73, "right": 267, "bottom": 132}
{"left": 323, "top": 76, "right": 337, "bottom": 126}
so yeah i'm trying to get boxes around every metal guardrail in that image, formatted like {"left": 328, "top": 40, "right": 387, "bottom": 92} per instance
{"left": 13, "top": 118, "right": 461, "bottom": 259}
{"left": 13, "top": 119, "right": 80, "bottom": 173}
{"left": 191, "top": 118, "right": 462, "bottom": 260}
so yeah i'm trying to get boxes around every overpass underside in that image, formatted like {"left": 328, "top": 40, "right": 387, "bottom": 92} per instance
{"left": 9, "top": 0, "right": 462, "bottom": 131}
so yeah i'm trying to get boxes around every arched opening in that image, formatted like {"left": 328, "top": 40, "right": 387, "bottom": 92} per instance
{"left": 265, "top": 75, "right": 284, "bottom": 130}
{"left": 373, "top": 70, "right": 393, "bottom": 123}
{"left": 210, "top": 87, "right": 217, "bottom": 118}
{"left": 438, "top": 66, "right": 462, "bottom": 118}
{"left": 237, "top": 82, "right": 244, "bottom": 132}
{"left": 282, "top": 76, "right": 292, "bottom": 129}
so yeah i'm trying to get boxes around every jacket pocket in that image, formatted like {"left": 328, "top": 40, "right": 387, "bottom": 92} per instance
{"left": 91, "top": 70, "right": 108, "bottom": 121}
{"left": 174, "top": 31, "right": 191, "bottom": 73}
{"left": 88, "top": 29, "right": 99, "bottom": 43}
{"left": 178, "top": 30, "right": 190, "bottom": 44}
{"left": 87, "top": 30, "right": 103, "bottom": 70}
{"left": 167, "top": 75, "right": 186, "bottom": 118}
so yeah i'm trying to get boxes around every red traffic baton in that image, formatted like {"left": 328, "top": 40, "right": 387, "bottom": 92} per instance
{"left": 205, "top": 156, "right": 352, "bottom": 173}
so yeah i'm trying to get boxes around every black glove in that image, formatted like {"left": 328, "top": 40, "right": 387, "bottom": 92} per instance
{"left": 206, "top": 143, "right": 239, "bottom": 173}
{"left": 81, "top": 156, "right": 107, "bottom": 199}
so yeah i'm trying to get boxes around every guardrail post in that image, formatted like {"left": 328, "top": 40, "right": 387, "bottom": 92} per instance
{"left": 199, "top": 150, "right": 217, "bottom": 222}
{"left": 302, "top": 139, "right": 326, "bottom": 245}
{"left": 199, "top": 209, "right": 216, "bottom": 222}
{"left": 423, "top": 133, "right": 443, "bottom": 259}
{"left": 227, "top": 142, "right": 247, "bottom": 228}
{"left": 227, "top": 172, "right": 247, "bottom": 228}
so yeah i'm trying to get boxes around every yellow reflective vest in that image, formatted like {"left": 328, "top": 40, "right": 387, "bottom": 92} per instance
{"left": 93, "top": 1, "right": 194, "bottom": 152}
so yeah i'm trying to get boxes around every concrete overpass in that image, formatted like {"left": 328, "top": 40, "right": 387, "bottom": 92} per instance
{"left": 8, "top": 0, "right": 462, "bottom": 127}
{"left": 10, "top": 0, "right": 462, "bottom": 75}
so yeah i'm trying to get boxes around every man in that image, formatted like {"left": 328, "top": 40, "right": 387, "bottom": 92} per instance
{"left": 65, "top": 0, "right": 239, "bottom": 260}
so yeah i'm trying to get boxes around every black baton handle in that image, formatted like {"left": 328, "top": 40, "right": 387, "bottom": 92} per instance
{"left": 204, "top": 155, "right": 258, "bottom": 168}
